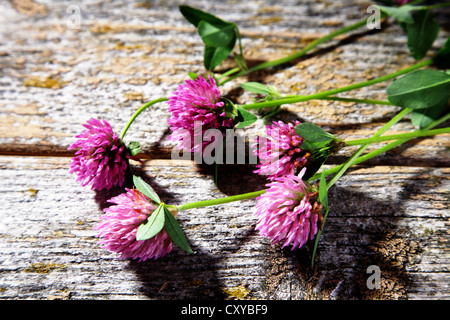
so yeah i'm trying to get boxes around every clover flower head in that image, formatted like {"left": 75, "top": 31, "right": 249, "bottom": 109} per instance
{"left": 68, "top": 118, "right": 135, "bottom": 190}
{"left": 254, "top": 120, "right": 310, "bottom": 181}
{"left": 94, "top": 188, "right": 173, "bottom": 261}
{"left": 254, "top": 168, "right": 323, "bottom": 250}
{"left": 167, "top": 75, "right": 234, "bottom": 153}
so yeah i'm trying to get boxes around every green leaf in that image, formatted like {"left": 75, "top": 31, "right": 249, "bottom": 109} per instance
{"left": 295, "top": 123, "right": 335, "bottom": 143}
{"left": 405, "top": 9, "right": 439, "bottom": 60}
{"left": 235, "top": 107, "right": 258, "bottom": 128}
{"left": 302, "top": 149, "right": 330, "bottom": 181}
{"left": 300, "top": 140, "right": 332, "bottom": 151}
{"left": 136, "top": 203, "right": 165, "bottom": 241}
{"left": 411, "top": 98, "right": 449, "bottom": 129}
{"left": 378, "top": 5, "right": 416, "bottom": 24}
{"left": 127, "top": 141, "right": 141, "bottom": 156}
{"left": 198, "top": 20, "right": 236, "bottom": 47}
{"left": 222, "top": 97, "right": 238, "bottom": 118}
{"left": 234, "top": 54, "right": 248, "bottom": 71}
{"left": 311, "top": 173, "right": 331, "bottom": 267}
{"left": 204, "top": 44, "right": 235, "bottom": 71}
{"left": 163, "top": 206, "right": 194, "bottom": 254}
{"left": 434, "top": 37, "right": 450, "bottom": 69}
{"left": 133, "top": 175, "right": 161, "bottom": 204}
{"left": 296, "top": 123, "right": 336, "bottom": 151}
{"left": 240, "top": 82, "right": 273, "bottom": 95}
{"left": 188, "top": 72, "right": 199, "bottom": 80}
{"left": 179, "top": 5, "right": 230, "bottom": 28}
{"left": 179, "top": 5, "right": 237, "bottom": 71}
{"left": 387, "top": 69, "right": 450, "bottom": 109}
{"left": 294, "top": 123, "right": 335, "bottom": 180}
{"left": 319, "top": 172, "right": 328, "bottom": 210}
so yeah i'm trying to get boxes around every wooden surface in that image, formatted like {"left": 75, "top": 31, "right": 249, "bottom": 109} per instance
{"left": 0, "top": 0, "right": 449, "bottom": 300}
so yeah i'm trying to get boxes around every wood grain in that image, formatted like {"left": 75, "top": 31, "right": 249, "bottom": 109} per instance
{"left": 0, "top": 157, "right": 448, "bottom": 299}
{"left": 0, "top": 0, "right": 449, "bottom": 300}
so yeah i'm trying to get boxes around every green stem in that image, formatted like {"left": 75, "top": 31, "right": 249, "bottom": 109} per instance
{"left": 317, "top": 97, "right": 393, "bottom": 106}
{"left": 170, "top": 109, "right": 448, "bottom": 267}
{"left": 174, "top": 109, "right": 438, "bottom": 212}
{"left": 355, "top": 112, "right": 450, "bottom": 161}
{"left": 326, "top": 108, "right": 412, "bottom": 188}
{"left": 311, "top": 143, "right": 367, "bottom": 267}
{"left": 176, "top": 190, "right": 265, "bottom": 212}
{"left": 311, "top": 107, "right": 412, "bottom": 266}
{"left": 283, "top": 95, "right": 393, "bottom": 106}
{"left": 218, "top": 17, "right": 370, "bottom": 86}
{"left": 215, "top": 2, "right": 449, "bottom": 86}
{"left": 422, "top": 112, "right": 450, "bottom": 130}
{"left": 120, "top": 97, "right": 168, "bottom": 140}
{"left": 235, "top": 24, "right": 245, "bottom": 59}
{"left": 173, "top": 109, "right": 417, "bottom": 212}
{"left": 427, "top": 2, "right": 450, "bottom": 10}
{"left": 309, "top": 111, "right": 450, "bottom": 181}
{"left": 241, "top": 59, "right": 432, "bottom": 110}
{"left": 217, "top": 67, "right": 241, "bottom": 80}
{"left": 344, "top": 127, "right": 450, "bottom": 146}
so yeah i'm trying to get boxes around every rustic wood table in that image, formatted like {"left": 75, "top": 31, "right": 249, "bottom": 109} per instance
{"left": 0, "top": 0, "right": 448, "bottom": 300}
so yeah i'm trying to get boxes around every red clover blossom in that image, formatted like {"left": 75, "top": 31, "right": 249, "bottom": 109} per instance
{"left": 254, "top": 120, "right": 311, "bottom": 181}
{"left": 68, "top": 118, "right": 137, "bottom": 190}
{"left": 167, "top": 75, "right": 234, "bottom": 154}
{"left": 94, "top": 188, "right": 173, "bottom": 261}
{"left": 254, "top": 168, "right": 323, "bottom": 250}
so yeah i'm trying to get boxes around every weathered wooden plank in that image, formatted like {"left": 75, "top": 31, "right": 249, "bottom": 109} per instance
{"left": 0, "top": 156, "right": 448, "bottom": 299}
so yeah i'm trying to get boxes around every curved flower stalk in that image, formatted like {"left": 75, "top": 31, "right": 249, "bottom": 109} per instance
{"left": 68, "top": 118, "right": 138, "bottom": 190}
{"left": 254, "top": 168, "right": 323, "bottom": 250}
{"left": 167, "top": 75, "right": 234, "bottom": 154}
{"left": 94, "top": 188, "right": 173, "bottom": 261}
{"left": 254, "top": 120, "right": 311, "bottom": 181}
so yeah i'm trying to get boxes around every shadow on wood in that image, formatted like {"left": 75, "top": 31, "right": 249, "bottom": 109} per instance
{"left": 263, "top": 167, "right": 443, "bottom": 299}
{"left": 125, "top": 249, "right": 229, "bottom": 299}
